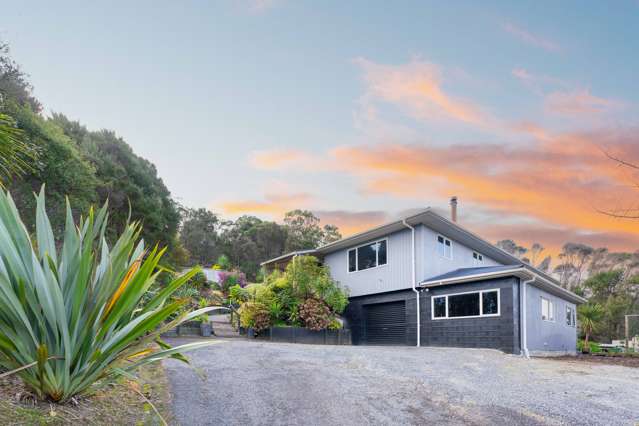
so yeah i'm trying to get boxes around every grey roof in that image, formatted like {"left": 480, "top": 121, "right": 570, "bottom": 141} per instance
{"left": 260, "top": 249, "right": 318, "bottom": 266}
{"left": 421, "top": 265, "right": 524, "bottom": 283}
{"left": 420, "top": 264, "right": 587, "bottom": 304}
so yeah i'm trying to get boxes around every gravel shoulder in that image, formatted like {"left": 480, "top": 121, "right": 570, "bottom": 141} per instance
{"left": 164, "top": 338, "right": 639, "bottom": 426}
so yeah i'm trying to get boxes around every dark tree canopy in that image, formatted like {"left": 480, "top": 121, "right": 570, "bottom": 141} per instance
{"left": 50, "top": 114, "right": 180, "bottom": 249}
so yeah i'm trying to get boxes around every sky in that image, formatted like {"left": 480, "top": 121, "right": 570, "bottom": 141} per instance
{"left": 2, "top": 0, "right": 639, "bottom": 256}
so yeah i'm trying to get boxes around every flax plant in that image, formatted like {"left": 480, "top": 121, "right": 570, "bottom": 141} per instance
{"left": 0, "top": 188, "right": 218, "bottom": 402}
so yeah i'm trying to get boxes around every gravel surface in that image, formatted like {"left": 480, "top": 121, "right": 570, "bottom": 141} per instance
{"left": 164, "top": 338, "right": 639, "bottom": 425}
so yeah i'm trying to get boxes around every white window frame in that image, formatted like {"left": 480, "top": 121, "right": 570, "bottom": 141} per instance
{"left": 472, "top": 251, "right": 484, "bottom": 266}
{"left": 541, "top": 297, "right": 554, "bottom": 322}
{"left": 346, "top": 238, "right": 388, "bottom": 274}
{"left": 437, "top": 234, "right": 453, "bottom": 260}
{"left": 431, "top": 288, "right": 500, "bottom": 320}
{"left": 566, "top": 305, "right": 576, "bottom": 327}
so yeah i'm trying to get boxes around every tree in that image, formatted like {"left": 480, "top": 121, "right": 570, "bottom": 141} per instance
{"left": 578, "top": 304, "right": 604, "bottom": 353}
{"left": 555, "top": 243, "right": 594, "bottom": 289}
{"left": 6, "top": 105, "right": 98, "bottom": 235}
{"left": 51, "top": 114, "right": 180, "bottom": 251}
{"left": 495, "top": 239, "right": 528, "bottom": 259}
{"left": 179, "top": 207, "right": 220, "bottom": 266}
{"left": 284, "top": 209, "right": 341, "bottom": 251}
{"left": 582, "top": 270, "right": 638, "bottom": 341}
{"left": 0, "top": 42, "right": 41, "bottom": 112}
{"left": 0, "top": 112, "right": 35, "bottom": 186}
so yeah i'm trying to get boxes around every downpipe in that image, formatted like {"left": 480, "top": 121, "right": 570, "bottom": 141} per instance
{"left": 402, "top": 220, "right": 420, "bottom": 347}
{"left": 521, "top": 277, "right": 534, "bottom": 358}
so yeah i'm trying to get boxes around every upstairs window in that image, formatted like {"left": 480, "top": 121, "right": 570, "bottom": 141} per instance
{"left": 472, "top": 251, "right": 484, "bottom": 266}
{"left": 347, "top": 239, "right": 387, "bottom": 272}
{"left": 437, "top": 235, "right": 452, "bottom": 259}
{"left": 541, "top": 297, "right": 554, "bottom": 321}
{"left": 566, "top": 306, "right": 576, "bottom": 327}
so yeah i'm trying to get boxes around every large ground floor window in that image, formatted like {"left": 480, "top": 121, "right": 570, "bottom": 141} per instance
{"left": 431, "top": 289, "right": 500, "bottom": 319}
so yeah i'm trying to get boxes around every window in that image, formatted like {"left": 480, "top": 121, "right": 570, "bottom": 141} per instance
{"left": 437, "top": 235, "right": 452, "bottom": 259}
{"left": 541, "top": 297, "right": 554, "bottom": 321}
{"left": 347, "top": 239, "right": 387, "bottom": 272}
{"left": 566, "top": 306, "right": 576, "bottom": 327}
{"left": 431, "top": 289, "right": 500, "bottom": 319}
{"left": 348, "top": 249, "right": 356, "bottom": 272}
{"left": 472, "top": 251, "right": 484, "bottom": 265}
{"left": 482, "top": 290, "right": 499, "bottom": 315}
{"left": 433, "top": 296, "right": 446, "bottom": 318}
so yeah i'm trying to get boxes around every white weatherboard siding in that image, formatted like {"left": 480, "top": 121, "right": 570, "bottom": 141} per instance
{"left": 325, "top": 225, "right": 503, "bottom": 298}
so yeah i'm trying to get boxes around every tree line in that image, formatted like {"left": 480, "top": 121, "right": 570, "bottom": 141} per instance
{"left": 497, "top": 239, "right": 639, "bottom": 342}
{"left": 0, "top": 41, "right": 340, "bottom": 279}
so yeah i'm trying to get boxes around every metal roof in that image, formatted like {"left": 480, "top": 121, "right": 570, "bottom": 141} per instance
{"left": 420, "top": 264, "right": 587, "bottom": 304}
{"left": 259, "top": 249, "right": 318, "bottom": 266}
{"left": 421, "top": 265, "right": 523, "bottom": 282}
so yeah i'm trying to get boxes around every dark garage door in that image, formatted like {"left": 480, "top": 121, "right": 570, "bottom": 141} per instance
{"left": 364, "top": 301, "right": 407, "bottom": 345}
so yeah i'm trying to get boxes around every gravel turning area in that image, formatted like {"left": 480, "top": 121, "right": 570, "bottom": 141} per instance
{"left": 164, "top": 338, "right": 639, "bottom": 425}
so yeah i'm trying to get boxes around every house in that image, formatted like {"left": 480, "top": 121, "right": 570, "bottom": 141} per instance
{"left": 261, "top": 198, "right": 586, "bottom": 356}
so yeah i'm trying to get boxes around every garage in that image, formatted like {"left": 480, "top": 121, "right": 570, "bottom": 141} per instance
{"left": 363, "top": 301, "right": 407, "bottom": 345}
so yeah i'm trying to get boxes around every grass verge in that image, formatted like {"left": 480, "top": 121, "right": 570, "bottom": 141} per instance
{"left": 0, "top": 362, "right": 174, "bottom": 425}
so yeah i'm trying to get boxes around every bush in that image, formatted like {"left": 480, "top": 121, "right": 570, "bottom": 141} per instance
{"left": 234, "top": 255, "right": 349, "bottom": 331}
{"left": 239, "top": 302, "right": 271, "bottom": 332}
{"left": 577, "top": 340, "right": 601, "bottom": 353}
{"left": 298, "top": 298, "right": 331, "bottom": 331}
{"left": 0, "top": 188, "right": 216, "bottom": 402}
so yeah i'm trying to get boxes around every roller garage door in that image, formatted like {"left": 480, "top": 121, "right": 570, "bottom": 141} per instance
{"left": 363, "top": 301, "right": 407, "bottom": 345}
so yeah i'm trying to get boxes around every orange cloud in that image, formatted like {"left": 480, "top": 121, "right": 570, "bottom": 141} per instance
{"left": 328, "top": 127, "right": 639, "bottom": 241}
{"left": 313, "top": 210, "right": 390, "bottom": 236}
{"left": 221, "top": 192, "right": 313, "bottom": 217}
{"left": 249, "top": 149, "right": 319, "bottom": 170}
{"left": 503, "top": 22, "right": 560, "bottom": 52}
{"left": 545, "top": 89, "right": 620, "bottom": 116}
{"left": 354, "top": 58, "right": 493, "bottom": 127}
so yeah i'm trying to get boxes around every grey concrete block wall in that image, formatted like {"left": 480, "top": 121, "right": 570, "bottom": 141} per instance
{"left": 419, "top": 277, "right": 520, "bottom": 353}
{"left": 344, "top": 277, "right": 521, "bottom": 353}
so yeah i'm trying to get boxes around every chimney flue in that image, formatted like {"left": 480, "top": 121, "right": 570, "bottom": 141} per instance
{"left": 450, "top": 196, "right": 458, "bottom": 222}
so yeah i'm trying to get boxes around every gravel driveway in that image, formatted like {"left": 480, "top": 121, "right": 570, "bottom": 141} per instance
{"left": 164, "top": 338, "right": 639, "bottom": 425}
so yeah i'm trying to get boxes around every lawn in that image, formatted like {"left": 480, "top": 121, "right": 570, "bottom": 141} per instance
{"left": 0, "top": 363, "right": 174, "bottom": 425}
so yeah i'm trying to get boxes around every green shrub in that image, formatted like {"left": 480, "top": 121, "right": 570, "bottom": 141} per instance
{"left": 577, "top": 340, "right": 601, "bottom": 353}
{"left": 238, "top": 302, "right": 271, "bottom": 331}
{"left": 328, "top": 318, "right": 342, "bottom": 330}
{"left": 234, "top": 256, "right": 349, "bottom": 331}
{"left": 298, "top": 298, "right": 331, "bottom": 331}
{"left": 0, "top": 188, "right": 217, "bottom": 402}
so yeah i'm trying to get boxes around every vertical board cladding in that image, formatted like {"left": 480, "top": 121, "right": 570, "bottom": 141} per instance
{"left": 323, "top": 228, "right": 414, "bottom": 297}
{"left": 344, "top": 277, "right": 520, "bottom": 353}
{"left": 324, "top": 224, "right": 507, "bottom": 299}
{"left": 420, "top": 277, "right": 520, "bottom": 354}
{"left": 525, "top": 284, "right": 577, "bottom": 355}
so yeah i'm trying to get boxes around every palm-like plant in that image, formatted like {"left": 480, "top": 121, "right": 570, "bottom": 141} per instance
{"left": 0, "top": 112, "right": 35, "bottom": 186}
{"left": 578, "top": 303, "right": 604, "bottom": 353}
{"left": 0, "top": 187, "right": 218, "bottom": 402}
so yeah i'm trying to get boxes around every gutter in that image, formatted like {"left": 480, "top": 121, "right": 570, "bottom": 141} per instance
{"left": 402, "top": 219, "right": 420, "bottom": 347}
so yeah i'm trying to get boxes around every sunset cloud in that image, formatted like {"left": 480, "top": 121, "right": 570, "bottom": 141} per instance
{"left": 545, "top": 89, "right": 620, "bottom": 116}
{"left": 503, "top": 22, "right": 560, "bottom": 52}
{"left": 354, "top": 58, "right": 494, "bottom": 127}
{"left": 249, "top": 149, "right": 319, "bottom": 170}
{"left": 221, "top": 192, "right": 313, "bottom": 217}
{"left": 313, "top": 210, "right": 390, "bottom": 236}
{"left": 328, "top": 128, "right": 639, "bottom": 240}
